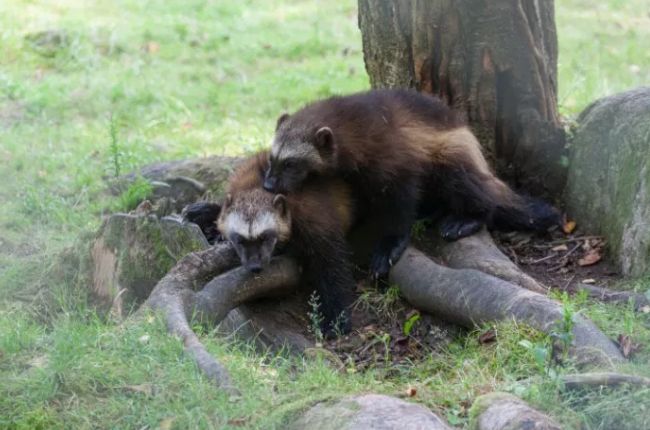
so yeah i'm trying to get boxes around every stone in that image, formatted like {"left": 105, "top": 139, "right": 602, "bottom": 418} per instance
{"left": 565, "top": 87, "right": 650, "bottom": 276}
{"left": 469, "top": 392, "right": 560, "bottom": 430}
{"left": 290, "top": 394, "right": 451, "bottom": 430}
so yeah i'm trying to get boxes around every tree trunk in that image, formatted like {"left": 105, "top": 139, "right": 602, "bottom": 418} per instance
{"left": 358, "top": 0, "right": 566, "bottom": 197}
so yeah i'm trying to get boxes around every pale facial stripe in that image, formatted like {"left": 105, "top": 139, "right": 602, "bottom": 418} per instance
{"left": 273, "top": 139, "right": 321, "bottom": 164}
{"left": 223, "top": 212, "right": 251, "bottom": 239}
{"left": 224, "top": 211, "right": 278, "bottom": 239}
{"left": 250, "top": 212, "right": 277, "bottom": 237}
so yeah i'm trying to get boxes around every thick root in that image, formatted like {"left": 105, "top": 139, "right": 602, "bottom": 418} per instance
{"left": 391, "top": 247, "right": 624, "bottom": 366}
{"left": 142, "top": 244, "right": 301, "bottom": 393}
{"left": 426, "top": 228, "right": 548, "bottom": 294}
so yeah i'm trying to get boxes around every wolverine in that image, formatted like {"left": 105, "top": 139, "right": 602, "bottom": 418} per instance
{"left": 185, "top": 150, "right": 356, "bottom": 336}
{"left": 263, "top": 89, "right": 561, "bottom": 278}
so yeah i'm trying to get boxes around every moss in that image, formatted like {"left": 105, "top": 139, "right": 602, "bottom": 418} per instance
{"left": 468, "top": 392, "right": 515, "bottom": 430}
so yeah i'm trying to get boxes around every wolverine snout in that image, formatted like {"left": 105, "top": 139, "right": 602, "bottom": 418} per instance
{"left": 245, "top": 259, "right": 263, "bottom": 273}
{"left": 263, "top": 175, "right": 278, "bottom": 192}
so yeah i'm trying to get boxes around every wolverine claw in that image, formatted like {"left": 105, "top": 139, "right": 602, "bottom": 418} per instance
{"left": 439, "top": 216, "right": 483, "bottom": 241}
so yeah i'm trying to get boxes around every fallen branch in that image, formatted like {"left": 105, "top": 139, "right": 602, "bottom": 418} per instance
{"left": 391, "top": 247, "right": 625, "bottom": 365}
{"left": 560, "top": 372, "right": 650, "bottom": 390}
{"left": 568, "top": 283, "right": 650, "bottom": 309}
{"left": 142, "top": 243, "right": 301, "bottom": 393}
{"left": 427, "top": 228, "right": 548, "bottom": 294}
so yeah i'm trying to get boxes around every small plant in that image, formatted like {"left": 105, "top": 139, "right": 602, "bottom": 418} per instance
{"left": 519, "top": 294, "right": 577, "bottom": 379}
{"left": 353, "top": 283, "right": 404, "bottom": 328}
{"left": 550, "top": 292, "right": 576, "bottom": 362}
{"left": 330, "top": 311, "right": 348, "bottom": 339}
{"left": 307, "top": 291, "right": 324, "bottom": 343}
{"left": 117, "top": 177, "right": 153, "bottom": 211}
{"left": 108, "top": 114, "right": 122, "bottom": 178}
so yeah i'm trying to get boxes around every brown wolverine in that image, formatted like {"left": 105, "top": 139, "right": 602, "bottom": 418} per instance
{"left": 184, "top": 150, "right": 356, "bottom": 335}
{"left": 263, "top": 89, "right": 561, "bottom": 278}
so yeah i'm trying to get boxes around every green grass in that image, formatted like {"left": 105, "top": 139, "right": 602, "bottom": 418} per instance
{"left": 1, "top": 0, "right": 649, "bottom": 428}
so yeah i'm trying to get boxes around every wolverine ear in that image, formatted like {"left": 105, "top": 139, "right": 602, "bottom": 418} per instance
{"left": 314, "top": 127, "right": 334, "bottom": 153}
{"left": 276, "top": 113, "right": 290, "bottom": 130}
{"left": 273, "top": 194, "right": 288, "bottom": 217}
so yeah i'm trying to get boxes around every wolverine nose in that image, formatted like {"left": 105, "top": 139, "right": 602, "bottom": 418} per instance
{"left": 246, "top": 261, "right": 263, "bottom": 273}
{"left": 263, "top": 175, "right": 277, "bottom": 192}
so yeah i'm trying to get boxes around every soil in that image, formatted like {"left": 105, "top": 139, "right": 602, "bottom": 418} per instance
{"left": 491, "top": 227, "right": 620, "bottom": 290}
{"left": 322, "top": 278, "right": 462, "bottom": 372}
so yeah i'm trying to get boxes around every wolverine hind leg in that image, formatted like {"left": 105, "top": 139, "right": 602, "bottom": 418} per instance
{"left": 369, "top": 176, "right": 419, "bottom": 279}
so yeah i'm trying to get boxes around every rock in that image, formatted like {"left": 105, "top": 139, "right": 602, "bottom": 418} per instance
{"left": 110, "top": 156, "right": 242, "bottom": 218}
{"left": 565, "top": 87, "right": 650, "bottom": 276}
{"left": 137, "top": 156, "right": 241, "bottom": 197}
{"left": 469, "top": 392, "right": 560, "bottom": 430}
{"left": 290, "top": 394, "right": 452, "bottom": 430}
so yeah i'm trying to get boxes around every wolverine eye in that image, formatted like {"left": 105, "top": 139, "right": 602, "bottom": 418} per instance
{"left": 283, "top": 159, "right": 297, "bottom": 169}
{"left": 259, "top": 230, "right": 277, "bottom": 242}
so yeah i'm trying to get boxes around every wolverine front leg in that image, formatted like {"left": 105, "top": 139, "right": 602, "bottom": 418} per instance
{"left": 369, "top": 179, "right": 418, "bottom": 279}
{"left": 302, "top": 234, "right": 355, "bottom": 337}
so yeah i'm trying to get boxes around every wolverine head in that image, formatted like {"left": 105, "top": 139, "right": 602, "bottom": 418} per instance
{"left": 263, "top": 113, "right": 336, "bottom": 193}
{"left": 217, "top": 189, "right": 291, "bottom": 273}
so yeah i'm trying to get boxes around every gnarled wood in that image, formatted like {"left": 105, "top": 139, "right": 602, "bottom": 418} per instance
{"left": 142, "top": 243, "right": 302, "bottom": 393}
{"left": 391, "top": 247, "right": 624, "bottom": 365}
{"left": 421, "top": 228, "right": 547, "bottom": 294}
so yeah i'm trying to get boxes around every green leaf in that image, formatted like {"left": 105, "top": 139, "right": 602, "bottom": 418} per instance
{"left": 403, "top": 312, "right": 420, "bottom": 336}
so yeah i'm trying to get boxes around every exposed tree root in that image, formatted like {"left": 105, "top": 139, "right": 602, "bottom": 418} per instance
{"left": 139, "top": 240, "right": 625, "bottom": 392}
{"left": 469, "top": 392, "right": 561, "bottom": 430}
{"left": 560, "top": 372, "right": 650, "bottom": 390}
{"left": 141, "top": 243, "right": 300, "bottom": 393}
{"left": 426, "top": 228, "right": 548, "bottom": 294}
{"left": 391, "top": 247, "right": 625, "bottom": 365}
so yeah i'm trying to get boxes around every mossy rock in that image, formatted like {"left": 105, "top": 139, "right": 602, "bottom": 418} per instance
{"left": 89, "top": 213, "right": 209, "bottom": 317}
{"left": 565, "top": 87, "right": 650, "bottom": 276}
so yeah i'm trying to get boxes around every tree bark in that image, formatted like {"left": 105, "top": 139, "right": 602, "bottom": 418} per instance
{"left": 358, "top": 0, "right": 566, "bottom": 197}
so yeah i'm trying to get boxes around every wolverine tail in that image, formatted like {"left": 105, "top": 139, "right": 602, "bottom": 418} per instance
{"left": 416, "top": 126, "right": 561, "bottom": 233}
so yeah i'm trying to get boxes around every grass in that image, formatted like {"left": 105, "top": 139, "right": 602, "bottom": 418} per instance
{"left": 0, "top": 0, "right": 649, "bottom": 428}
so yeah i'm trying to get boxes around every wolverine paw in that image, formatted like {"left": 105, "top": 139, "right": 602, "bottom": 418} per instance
{"left": 439, "top": 216, "right": 483, "bottom": 241}
{"left": 369, "top": 235, "right": 410, "bottom": 279}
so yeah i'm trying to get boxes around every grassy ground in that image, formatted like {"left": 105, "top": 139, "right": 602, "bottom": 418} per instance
{"left": 1, "top": 0, "right": 649, "bottom": 428}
